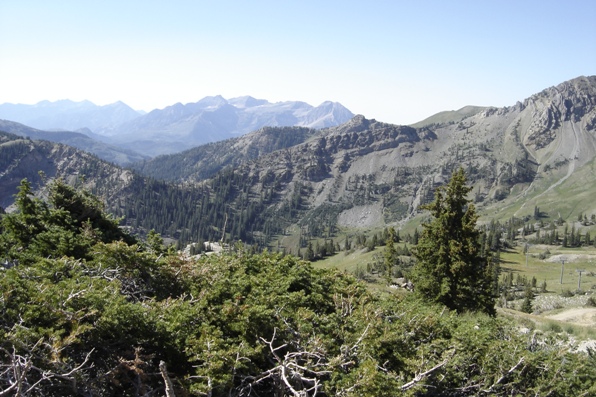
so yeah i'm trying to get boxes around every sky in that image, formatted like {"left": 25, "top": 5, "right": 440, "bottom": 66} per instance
{"left": 1, "top": 0, "right": 595, "bottom": 125}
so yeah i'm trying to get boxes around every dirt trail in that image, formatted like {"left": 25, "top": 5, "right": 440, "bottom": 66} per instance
{"left": 515, "top": 121, "right": 580, "bottom": 216}
{"left": 539, "top": 122, "right": 580, "bottom": 195}
{"left": 546, "top": 307, "right": 596, "bottom": 325}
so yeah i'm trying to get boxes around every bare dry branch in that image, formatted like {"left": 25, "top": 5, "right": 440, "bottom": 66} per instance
{"left": 159, "top": 360, "right": 176, "bottom": 397}
{"left": 482, "top": 357, "right": 525, "bottom": 394}
{"left": 401, "top": 358, "right": 449, "bottom": 391}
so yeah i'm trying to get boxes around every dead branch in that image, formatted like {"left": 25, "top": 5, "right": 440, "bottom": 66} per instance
{"left": 240, "top": 328, "right": 332, "bottom": 396}
{"left": 482, "top": 357, "right": 525, "bottom": 394}
{"left": 159, "top": 360, "right": 176, "bottom": 397}
{"left": 0, "top": 344, "right": 93, "bottom": 396}
{"left": 401, "top": 358, "right": 449, "bottom": 391}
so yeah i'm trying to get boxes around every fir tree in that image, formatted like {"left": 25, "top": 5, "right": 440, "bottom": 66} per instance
{"left": 411, "top": 168, "right": 497, "bottom": 315}
{"left": 384, "top": 227, "right": 398, "bottom": 271}
{"left": 521, "top": 284, "right": 534, "bottom": 313}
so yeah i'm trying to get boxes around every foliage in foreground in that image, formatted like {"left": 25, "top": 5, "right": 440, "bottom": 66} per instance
{"left": 1, "top": 179, "right": 595, "bottom": 396}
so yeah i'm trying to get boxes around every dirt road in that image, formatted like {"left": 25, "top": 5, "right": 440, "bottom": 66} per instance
{"left": 546, "top": 307, "right": 596, "bottom": 325}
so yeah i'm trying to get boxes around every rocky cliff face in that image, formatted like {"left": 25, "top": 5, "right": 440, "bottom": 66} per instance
{"left": 523, "top": 76, "right": 596, "bottom": 151}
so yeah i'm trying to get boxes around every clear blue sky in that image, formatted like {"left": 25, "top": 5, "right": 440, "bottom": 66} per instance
{"left": 1, "top": 0, "right": 594, "bottom": 125}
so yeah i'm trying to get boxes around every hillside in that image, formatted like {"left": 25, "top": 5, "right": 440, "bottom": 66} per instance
{"left": 131, "top": 126, "right": 321, "bottom": 182}
{"left": 410, "top": 105, "right": 487, "bottom": 128}
{"left": 0, "top": 132, "right": 273, "bottom": 246}
{"left": 0, "top": 119, "right": 148, "bottom": 166}
{"left": 0, "top": 131, "right": 134, "bottom": 209}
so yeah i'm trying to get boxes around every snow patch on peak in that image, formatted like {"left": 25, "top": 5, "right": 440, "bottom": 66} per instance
{"left": 228, "top": 96, "right": 269, "bottom": 108}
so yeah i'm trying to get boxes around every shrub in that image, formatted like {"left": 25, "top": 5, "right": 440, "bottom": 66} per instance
{"left": 560, "top": 289, "right": 575, "bottom": 297}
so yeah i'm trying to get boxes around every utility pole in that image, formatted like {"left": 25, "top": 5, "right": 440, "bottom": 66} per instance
{"left": 577, "top": 269, "right": 584, "bottom": 292}
{"left": 560, "top": 260, "right": 565, "bottom": 284}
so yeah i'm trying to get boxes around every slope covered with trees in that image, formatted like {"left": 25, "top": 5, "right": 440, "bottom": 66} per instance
{"left": 131, "top": 126, "right": 319, "bottom": 182}
{"left": 0, "top": 132, "right": 268, "bottom": 247}
{"left": 1, "top": 179, "right": 595, "bottom": 396}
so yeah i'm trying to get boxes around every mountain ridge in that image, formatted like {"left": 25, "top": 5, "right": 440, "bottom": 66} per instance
{"left": 0, "top": 97, "right": 355, "bottom": 157}
{"left": 148, "top": 75, "right": 596, "bottom": 245}
{"left": 0, "top": 119, "right": 148, "bottom": 166}
{"left": 109, "top": 97, "right": 354, "bottom": 156}
{"left": 2, "top": 75, "right": 596, "bottom": 251}
{"left": 0, "top": 99, "right": 142, "bottom": 133}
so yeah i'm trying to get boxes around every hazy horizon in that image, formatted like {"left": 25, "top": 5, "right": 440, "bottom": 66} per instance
{"left": 1, "top": 0, "right": 595, "bottom": 125}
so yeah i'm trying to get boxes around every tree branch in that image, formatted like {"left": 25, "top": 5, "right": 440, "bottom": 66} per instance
{"left": 401, "top": 358, "right": 449, "bottom": 391}
{"left": 159, "top": 360, "right": 177, "bottom": 397}
{"left": 482, "top": 357, "right": 525, "bottom": 394}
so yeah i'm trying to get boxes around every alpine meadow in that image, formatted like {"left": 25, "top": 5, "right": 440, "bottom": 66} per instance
{"left": 2, "top": 76, "right": 596, "bottom": 395}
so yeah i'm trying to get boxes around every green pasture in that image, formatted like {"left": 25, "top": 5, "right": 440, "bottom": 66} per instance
{"left": 500, "top": 244, "right": 596, "bottom": 293}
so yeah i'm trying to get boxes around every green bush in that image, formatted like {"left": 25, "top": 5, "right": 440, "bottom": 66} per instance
{"left": 561, "top": 289, "right": 575, "bottom": 297}
{"left": 2, "top": 179, "right": 596, "bottom": 396}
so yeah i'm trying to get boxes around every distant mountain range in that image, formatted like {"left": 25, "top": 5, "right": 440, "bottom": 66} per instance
{"left": 0, "top": 100, "right": 143, "bottom": 133}
{"left": 2, "top": 76, "right": 596, "bottom": 250}
{"left": 0, "top": 97, "right": 354, "bottom": 157}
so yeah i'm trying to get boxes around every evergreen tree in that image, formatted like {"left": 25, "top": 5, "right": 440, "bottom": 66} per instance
{"left": 0, "top": 178, "right": 137, "bottom": 264}
{"left": 534, "top": 205, "right": 541, "bottom": 220}
{"left": 0, "top": 179, "right": 47, "bottom": 254}
{"left": 521, "top": 284, "right": 534, "bottom": 313}
{"left": 411, "top": 168, "right": 496, "bottom": 316}
{"left": 304, "top": 242, "right": 314, "bottom": 261}
{"left": 384, "top": 227, "right": 398, "bottom": 270}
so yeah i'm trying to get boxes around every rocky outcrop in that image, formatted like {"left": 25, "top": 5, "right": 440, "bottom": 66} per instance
{"left": 526, "top": 76, "right": 596, "bottom": 149}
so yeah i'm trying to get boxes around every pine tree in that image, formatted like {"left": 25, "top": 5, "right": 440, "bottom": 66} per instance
{"left": 521, "top": 284, "right": 534, "bottom": 313}
{"left": 411, "top": 168, "right": 497, "bottom": 316}
{"left": 384, "top": 227, "right": 398, "bottom": 271}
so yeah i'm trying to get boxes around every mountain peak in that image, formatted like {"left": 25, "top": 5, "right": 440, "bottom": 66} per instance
{"left": 195, "top": 95, "right": 228, "bottom": 108}
{"left": 228, "top": 96, "right": 269, "bottom": 108}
